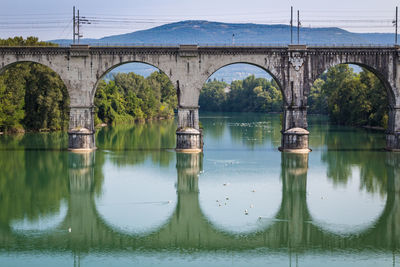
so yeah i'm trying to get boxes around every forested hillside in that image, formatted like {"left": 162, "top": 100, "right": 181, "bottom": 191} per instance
{"left": 52, "top": 20, "right": 398, "bottom": 46}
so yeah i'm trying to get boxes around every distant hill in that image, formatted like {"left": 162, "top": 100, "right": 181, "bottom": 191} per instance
{"left": 51, "top": 20, "right": 398, "bottom": 46}
{"left": 104, "top": 62, "right": 271, "bottom": 83}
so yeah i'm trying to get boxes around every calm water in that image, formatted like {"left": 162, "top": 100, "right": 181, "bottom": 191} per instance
{"left": 0, "top": 113, "right": 399, "bottom": 267}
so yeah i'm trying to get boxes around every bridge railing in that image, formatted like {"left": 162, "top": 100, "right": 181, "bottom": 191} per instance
{"left": 75, "top": 42, "right": 397, "bottom": 48}
{"left": 75, "top": 42, "right": 290, "bottom": 47}
{"left": 1, "top": 43, "right": 397, "bottom": 48}
{"left": 307, "top": 43, "right": 395, "bottom": 48}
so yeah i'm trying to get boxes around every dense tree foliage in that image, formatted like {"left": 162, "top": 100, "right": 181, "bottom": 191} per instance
{"left": 94, "top": 71, "right": 177, "bottom": 125}
{"left": 0, "top": 37, "right": 69, "bottom": 133}
{"left": 308, "top": 65, "right": 388, "bottom": 128}
{"left": 199, "top": 75, "right": 283, "bottom": 112}
{"left": 0, "top": 63, "right": 70, "bottom": 133}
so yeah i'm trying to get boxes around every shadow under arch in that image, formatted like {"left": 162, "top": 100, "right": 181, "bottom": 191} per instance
{"left": 91, "top": 61, "right": 175, "bottom": 104}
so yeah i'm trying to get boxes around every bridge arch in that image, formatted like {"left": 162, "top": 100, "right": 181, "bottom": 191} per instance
{"left": 307, "top": 61, "right": 396, "bottom": 107}
{"left": 203, "top": 62, "right": 284, "bottom": 91}
{"left": 304, "top": 60, "right": 390, "bottom": 136}
{"left": 0, "top": 60, "right": 74, "bottom": 100}
{"left": 200, "top": 61, "right": 287, "bottom": 105}
{"left": 91, "top": 61, "right": 174, "bottom": 104}
{"left": 0, "top": 61, "right": 71, "bottom": 133}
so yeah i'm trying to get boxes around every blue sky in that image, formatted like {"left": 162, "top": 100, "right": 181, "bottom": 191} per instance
{"left": 1, "top": 0, "right": 399, "bottom": 40}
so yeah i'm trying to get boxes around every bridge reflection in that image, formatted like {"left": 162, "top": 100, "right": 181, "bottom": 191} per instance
{"left": 0, "top": 151, "right": 399, "bottom": 253}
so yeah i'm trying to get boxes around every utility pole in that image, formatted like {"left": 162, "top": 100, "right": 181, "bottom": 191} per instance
{"left": 73, "top": 6, "right": 76, "bottom": 44}
{"left": 77, "top": 9, "right": 80, "bottom": 43}
{"left": 297, "top": 10, "right": 301, "bottom": 44}
{"left": 72, "top": 7, "right": 90, "bottom": 44}
{"left": 290, "top": 6, "right": 293, "bottom": 44}
{"left": 394, "top": 6, "right": 399, "bottom": 45}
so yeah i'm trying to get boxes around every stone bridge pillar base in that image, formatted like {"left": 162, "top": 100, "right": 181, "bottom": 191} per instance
{"left": 279, "top": 128, "right": 311, "bottom": 153}
{"left": 176, "top": 107, "right": 203, "bottom": 153}
{"left": 386, "top": 132, "right": 400, "bottom": 152}
{"left": 176, "top": 129, "right": 203, "bottom": 153}
{"left": 68, "top": 107, "right": 96, "bottom": 152}
{"left": 68, "top": 129, "right": 96, "bottom": 152}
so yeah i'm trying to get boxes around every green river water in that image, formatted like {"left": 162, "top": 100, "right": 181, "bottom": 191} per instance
{"left": 0, "top": 112, "right": 399, "bottom": 267}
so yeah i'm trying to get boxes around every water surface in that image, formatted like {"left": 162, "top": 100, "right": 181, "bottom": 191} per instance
{"left": 0, "top": 113, "right": 399, "bottom": 267}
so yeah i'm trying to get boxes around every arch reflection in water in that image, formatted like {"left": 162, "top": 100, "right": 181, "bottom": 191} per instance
{"left": 307, "top": 153, "right": 387, "bottom": 235}
{"left": 94, "top": 150, "right": 177, "bottom": 235}
{"left": 198, "top": 151, "right": 282, "bottom": 234}
{"left": 1, "top": 150, "right": 70, "bottom": 233}
{"left": 1, "top": 149, "right": 400, "bottom": 255}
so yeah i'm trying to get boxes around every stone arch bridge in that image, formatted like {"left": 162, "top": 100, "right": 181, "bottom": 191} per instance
{"left": 1, "top": 44, "right": 400, "bottom": 152}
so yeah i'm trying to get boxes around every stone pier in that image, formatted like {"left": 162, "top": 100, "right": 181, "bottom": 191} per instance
{"left": 279, "top": 45, "right": 311, "bottom": 153}
{"left": 68, "top": 107, "right": 96, "bottom": 152}
{"left": 280, "top": 106, "right": 310, "bottom": 153}
{"left": 176, "top": 107, "right": 203, "bottom": 153}
{"left": 386, "top": 106, "right": 400, "bottom": 151}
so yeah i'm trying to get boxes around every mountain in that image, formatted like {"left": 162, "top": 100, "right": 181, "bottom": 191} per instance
{"left": 51, "top": 20, "right": 398, "bottom": 46}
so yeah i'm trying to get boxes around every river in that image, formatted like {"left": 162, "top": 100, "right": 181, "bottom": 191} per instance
{"left": 0, "top": 112, "right": 398, "bottom": 267}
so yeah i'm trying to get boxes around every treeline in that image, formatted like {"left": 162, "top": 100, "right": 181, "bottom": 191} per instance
{"left": 200, "top": 66, "right": 388, "bottom": 128}
{"left": 0, "top": 36, "right": 57, "bottom": 46}
{"left": 199, "top": 75, "right": 282, "bottom": 112}
{"left": 308, "top": 65, "right": 387, "bottom": 128}
{"left": 94, "top": 71, "right": 177, "bottom": 125}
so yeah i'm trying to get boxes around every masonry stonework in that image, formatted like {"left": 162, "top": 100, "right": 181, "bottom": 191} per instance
{"left": 1, "top": 44, "right": 400, "bottom": 152}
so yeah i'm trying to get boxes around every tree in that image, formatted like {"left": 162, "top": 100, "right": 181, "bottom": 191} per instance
{"left": 94, "top": 71, "right": 177, "bottom": 125}
{"left": 0, "top": 37, "right": 69, "bottom": 133}
{"left": 320, "top": 65, "right": 388, "bottom": 127}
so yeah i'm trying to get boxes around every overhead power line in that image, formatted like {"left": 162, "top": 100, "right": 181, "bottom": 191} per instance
{"left": 1, "top": 7, "right": 400, "bottom": 40}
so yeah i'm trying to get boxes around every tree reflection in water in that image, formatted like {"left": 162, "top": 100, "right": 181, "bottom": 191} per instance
{"left": 0, "top": 114, "right": 399, "bottom": 259}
